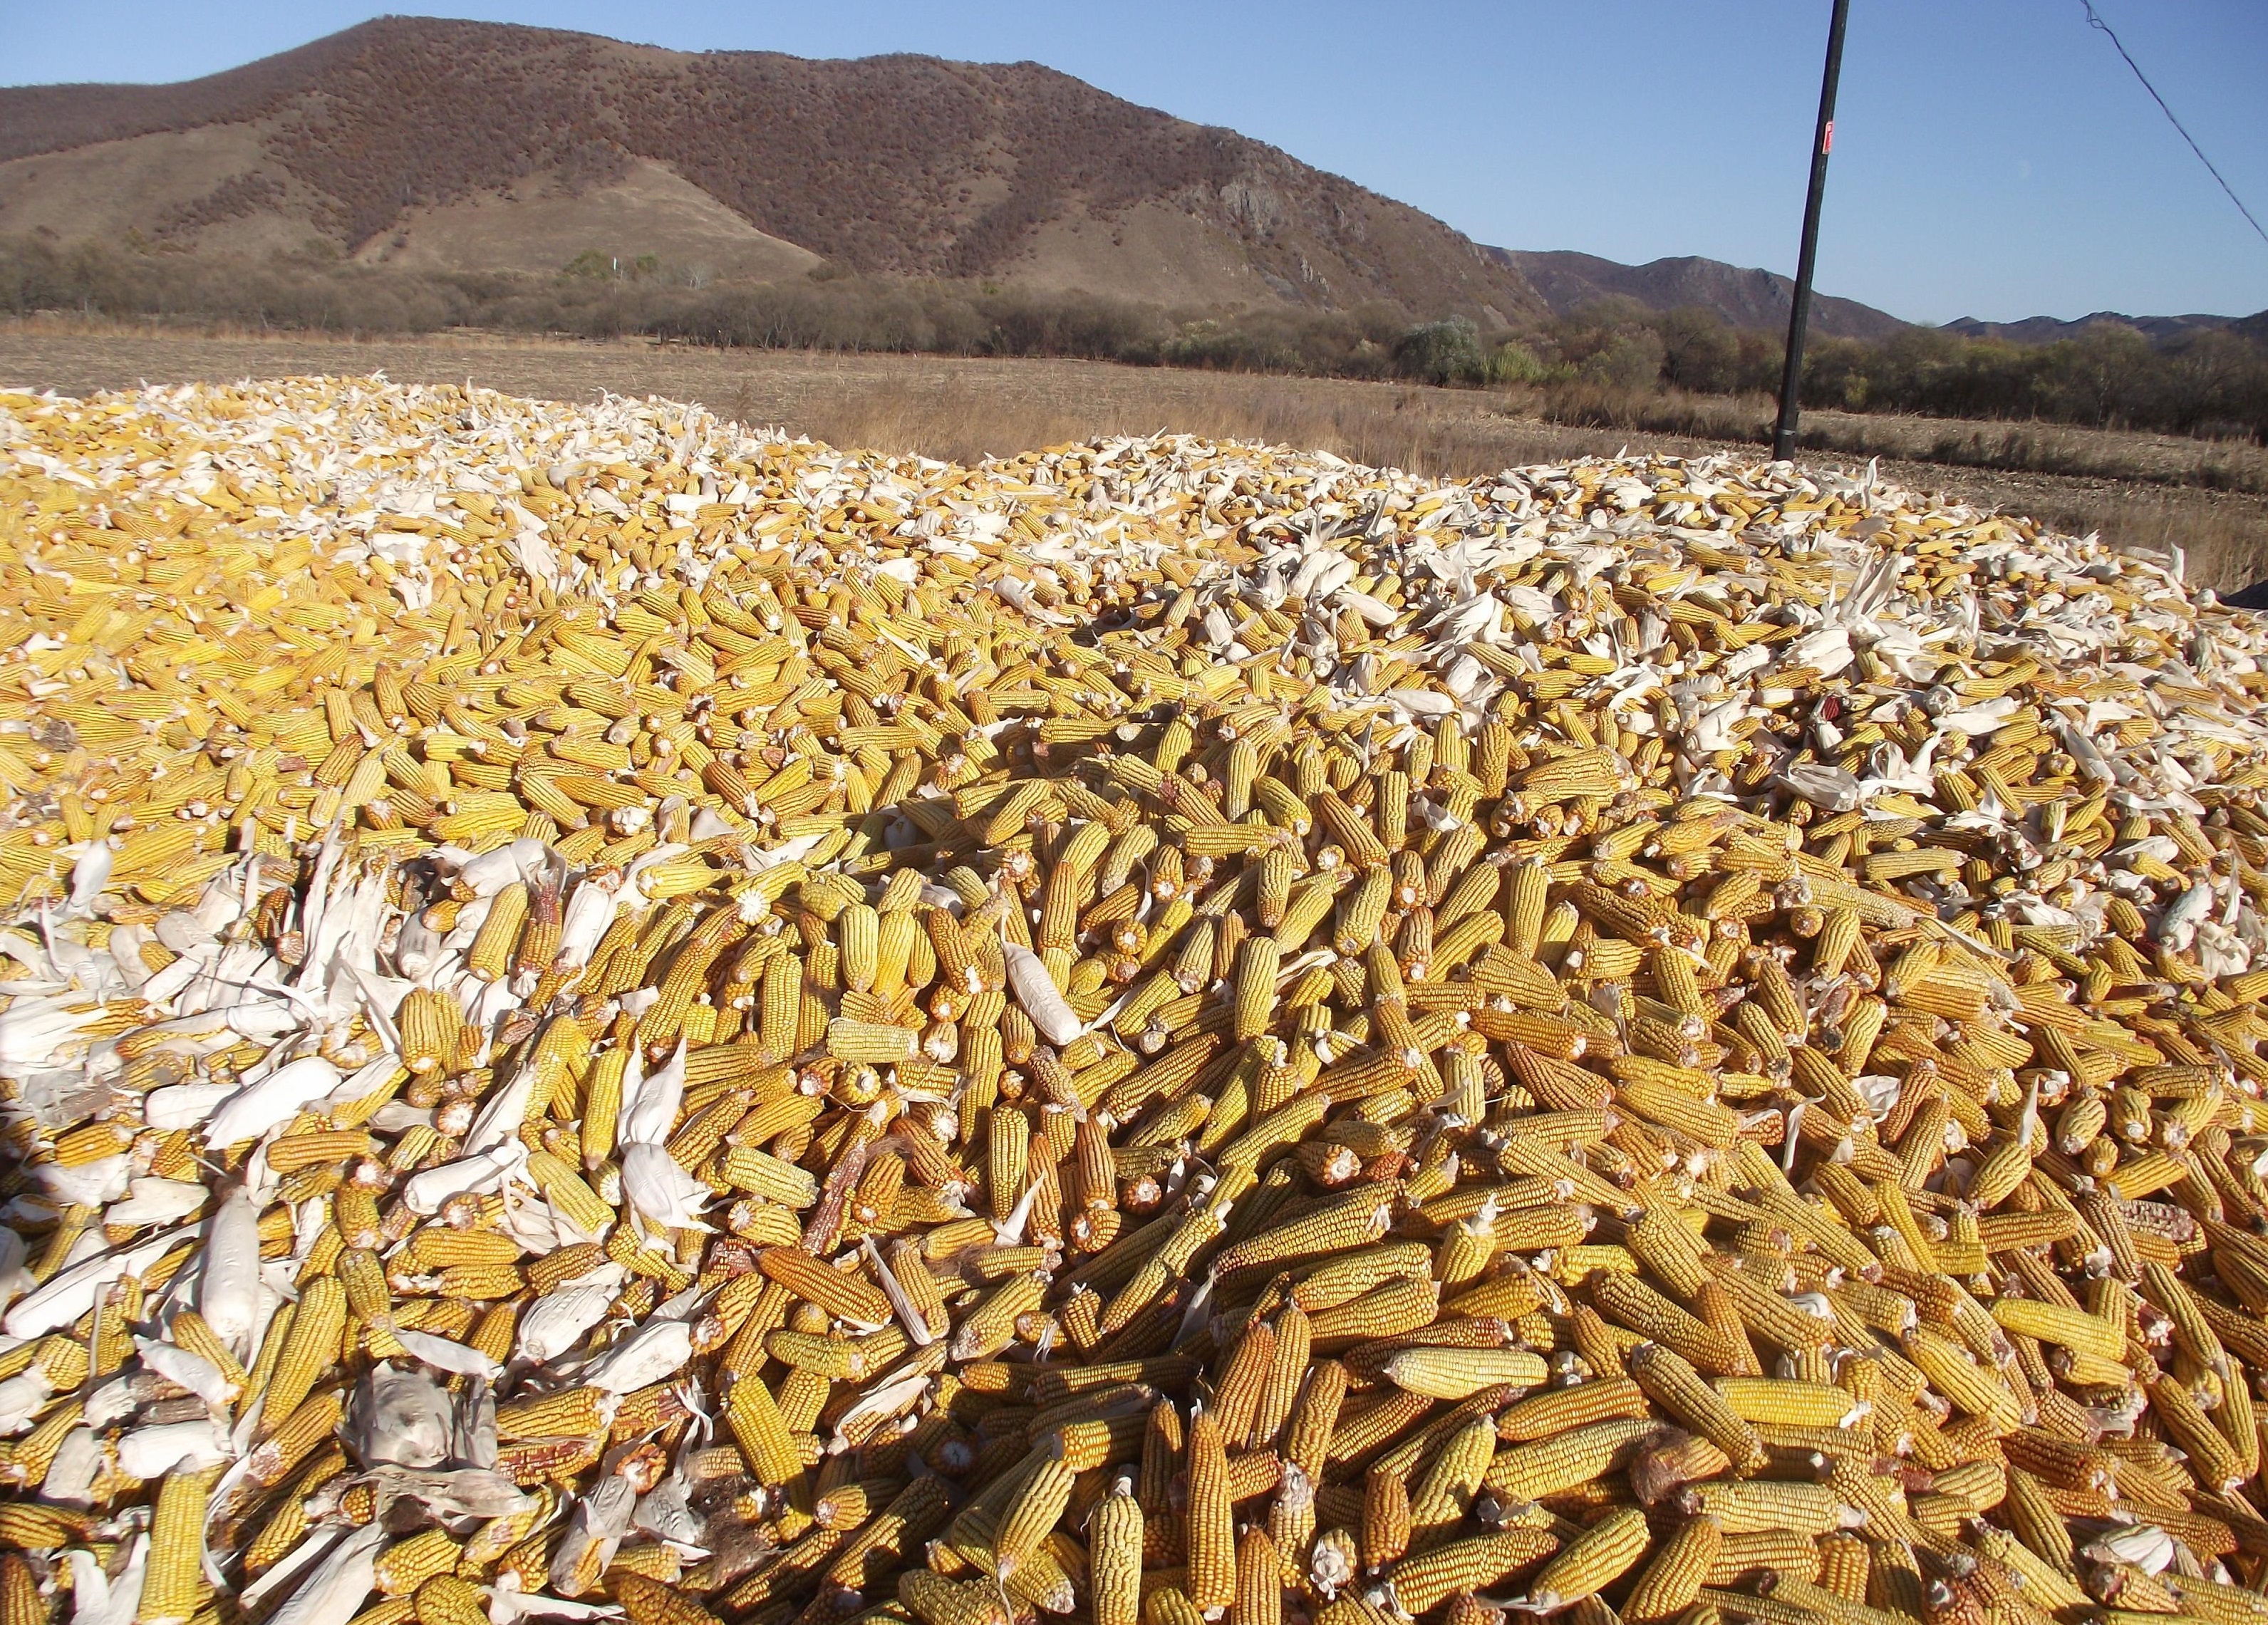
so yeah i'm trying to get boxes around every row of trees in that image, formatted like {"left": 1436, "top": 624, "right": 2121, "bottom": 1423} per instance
{"left": 4, "top": 234, "right": 2262, "bottom": 443}
{"left": 1394, "top": 298, "right": 2267, "bottom": 441}
{"left": 0, "top": 234, "right": 1489, "bottom": 377}
{"left": 1804, "top": 321, "right": 2265, "bottom": 440}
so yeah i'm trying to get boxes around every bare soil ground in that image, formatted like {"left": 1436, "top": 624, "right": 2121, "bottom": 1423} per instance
{"left": 8, "top": 327, "right": 2267, "bottom": 590}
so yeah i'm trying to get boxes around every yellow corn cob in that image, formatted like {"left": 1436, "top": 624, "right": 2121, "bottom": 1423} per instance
{"left": 1363, "top": 1467, "right": 1412, "bottom": 1570}
{"left": 1409, "top": 1416, "right": 1497, "bottom": 1536}
{"left": 1186, "top": 1408, "right": 1236, "bottom": 1610}
{"left": 1712, "top": 1376, "right": 1865, "bottom": 1428}
{"left": 273, "top": 1128, "right": 385, "bottom": 1178}
{"left": 138, "top": 1465, "right": 218, "bottom": 1625}
{"left": 576, "top": 1048, "right": 626, "bottom": 1168}
{"left": 993, "top": 1456, "right": 1075, "bottom": 1577}
{"left": 30, "top": 1334, "right": 89, "bottom": 1391}
{"left": 1810, "top": 1532, "right": 1869, "bottom": 1601}
{"left": 1232, "top": 937, "right": 1280, "bottom": 1041}
{"left": 409, "top": 1226, "right": 523, "bottom": 1267}
{"left": 1622, "top": 1515, "right": 1722, "bottom": 1624}
{"left": 720, "top": 1145, "right": 820, "bottom": 1208}
{"left": 1, "top": 1556, "right": 41, "bottom": 1625}
{"left": 242, "top": 1389, "right": 345, "bottom": 1492}
{"left": 827, "top": 1018, "right": 919, "bottom": 1063}
{"left": 1684, "top": 1478, "right": 1848, "bottom": 1535}
{"left": 1379, "top": 1346, "right": 1549, "bottom": 1400}
{"left": 808, "top": 1478, "right": 880, "bottom": 1530}
{"left": 900, "top": 1572, "right": 1008, "bottom": 1625}
{"left": 839, "top": 902, "right": 881, "bottom": 993}
{"left": 1306, "top": 1276, "right": 1441, "bottom": 1343}
{"left": 1900, "top": 1327, "right": 2022, "bottom": 1434}
{"left": 1526, "top": 1506, "right": 1651, "bottom": 1609}
{"left": 0, "top": 1505, "right": 77, "bottom": 1558}
{"left": 1482, "top": 1419, "right": 1659, "bottom": 1502}
{"left": 258, "top": 1274, "right": 346, "bottom": 1434}
{"left": 376, "top": 1530, "right": 464, "bottom": 1596}
{"left": 497, "top": 1386, "right": 614, "bottom": 1441}
{"left": 1090, "top": 1483, "right": 1144, "bottom": 1625}
{"left": 757, "top": 1246, "right": 894, "bottom": 1324}
{"left": 612, "top": 1575, "right": 723, "bottom": 1625}
{"left": 986, "top": 1106, "right": 1030, "bottom": 1225}
{"left": 1521, "top": 749, "right": 1624, "bottom": 801}
{"left": 400, "top": 987, "right": 463, "bottom": 1076}
{"left": 1495, "top": 1376, "right": 1650, "bottom": 1442}
{"left": 1209, "top": 1319, "right": 1275, "bottom": 1445}
{"left": 2148, "top": 1370, "right": 2244, "bottom": 1492}
{"left": 435, "top": 1262, "right": 522, "bottom": 1299}
{"left": 1241, "top": 1305, "right": 1310, "bottom": 1450}
{"left": 523, "top": 1155, "right": 615, "bottom": 1239}
{"left": 756, "top": 951, "right": 802, "bottom": 1061}
{"left": 726, "top": 1374, "right": 803, "bottom": 1488}
{"left": 1970, "top": 1526, "right": 2083, "bottom": 1612}
{"left": 1215, "top": 1194, "right": 1399, "bottom": 1279}
{"left": 467, "top": 881, "right": 529, "bottom": 981}
{"left": 164, "top": 1309, "right": 247, "bottom": 1388}
{"left": 1387, "top": 1530, "right": 1561, "bottom": 1615}
{"left": 415, "top": 1577, "right": 491, "bottom": 1625}
{"left": 1, "top": 1403, "right": 75, "bottom": 1488}
{"left": 1284, "top": 1359, "right": 1350, "bottom": 1481}
{"left": 1590, "top": 1274, "right": 1738, "bottom": 1371}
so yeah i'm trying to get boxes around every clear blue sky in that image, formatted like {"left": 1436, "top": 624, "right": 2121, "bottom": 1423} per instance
{"left": 9, "top": 1, "right": 2266, "bottom": 326}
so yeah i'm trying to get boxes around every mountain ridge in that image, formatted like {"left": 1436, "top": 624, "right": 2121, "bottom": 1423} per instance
{"left": 0, "top": 17, "right": 1548, "bottom": 323}
{"left": 1945, "top": 309, "right": 2268, "bottom": 346}
{"left": 1493, "top": 247, "right": 1908, "bottom": 341}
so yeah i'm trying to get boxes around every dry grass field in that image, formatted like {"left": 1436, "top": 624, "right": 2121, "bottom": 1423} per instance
{"left": 8, "top": 325, "right": 2268, "bottom": 589}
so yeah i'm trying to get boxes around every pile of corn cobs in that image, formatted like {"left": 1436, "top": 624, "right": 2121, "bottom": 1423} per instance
{"left": 5, "top": 377, "right": 2268, "bottom": 1625}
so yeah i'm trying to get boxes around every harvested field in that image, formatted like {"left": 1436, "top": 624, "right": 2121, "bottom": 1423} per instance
{"left": 7, "top": 326, "right": 2268, "bottom": 588}
{"left": 9, "top": 373, "right": 2268, "bottom": 1625}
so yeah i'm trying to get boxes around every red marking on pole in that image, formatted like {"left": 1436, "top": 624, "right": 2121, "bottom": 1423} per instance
{"left": 1822, "top": 120, "right": 1835, "bottom": 155}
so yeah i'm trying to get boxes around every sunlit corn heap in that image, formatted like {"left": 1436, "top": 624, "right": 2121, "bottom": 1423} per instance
{"left": 9, "top": 378, "right": 2268, "bottom": 1625}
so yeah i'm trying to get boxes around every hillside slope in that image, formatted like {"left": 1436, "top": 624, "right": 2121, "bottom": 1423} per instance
{"left": 0, "top": 17, "right": 1547, "bottom": 322}
{"left": 1495, "top": 248, "right": 1907, "bottom": 339}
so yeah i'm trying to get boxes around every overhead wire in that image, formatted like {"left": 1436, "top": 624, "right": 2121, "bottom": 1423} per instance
{"left": 2081, "top": 0, "right": 2268, "bottom": 251}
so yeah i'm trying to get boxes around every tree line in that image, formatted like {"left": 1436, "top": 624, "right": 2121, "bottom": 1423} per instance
{"left": 4, "top": 235, "right": 2262, "bottom": 444}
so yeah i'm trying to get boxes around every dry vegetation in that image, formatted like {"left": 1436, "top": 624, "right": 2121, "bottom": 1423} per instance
{"left": 7, "top": 325, "right": 2267, "bottom": 588}
{"left": 1511, "top": 384, "right": 2268, "bottom": 497}
{"left": 10, "top": 238, "right": 2262, "bottom": 463}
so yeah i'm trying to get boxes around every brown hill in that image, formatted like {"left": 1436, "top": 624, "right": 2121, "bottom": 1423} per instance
{"left": 1495, "top": 249, "right": 1907, "bottom": 339}
{"left": 0, "top": 17, "right": 1548, "bottom": 323}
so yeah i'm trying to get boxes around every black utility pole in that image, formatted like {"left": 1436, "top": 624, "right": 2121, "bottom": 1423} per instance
{"left": 1773, "top": 0, "right": 1851, "bottom": 462}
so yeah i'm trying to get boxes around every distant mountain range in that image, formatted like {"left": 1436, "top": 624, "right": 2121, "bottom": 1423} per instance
{"left": 1946, "top": 309, "right": 2268, "bottom": 346}
{"left": 1491, "top": 249, "right": 1907, "bottom": 341}
{"left": 0, "top": 18, "right": 2256, "bottom": 351}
